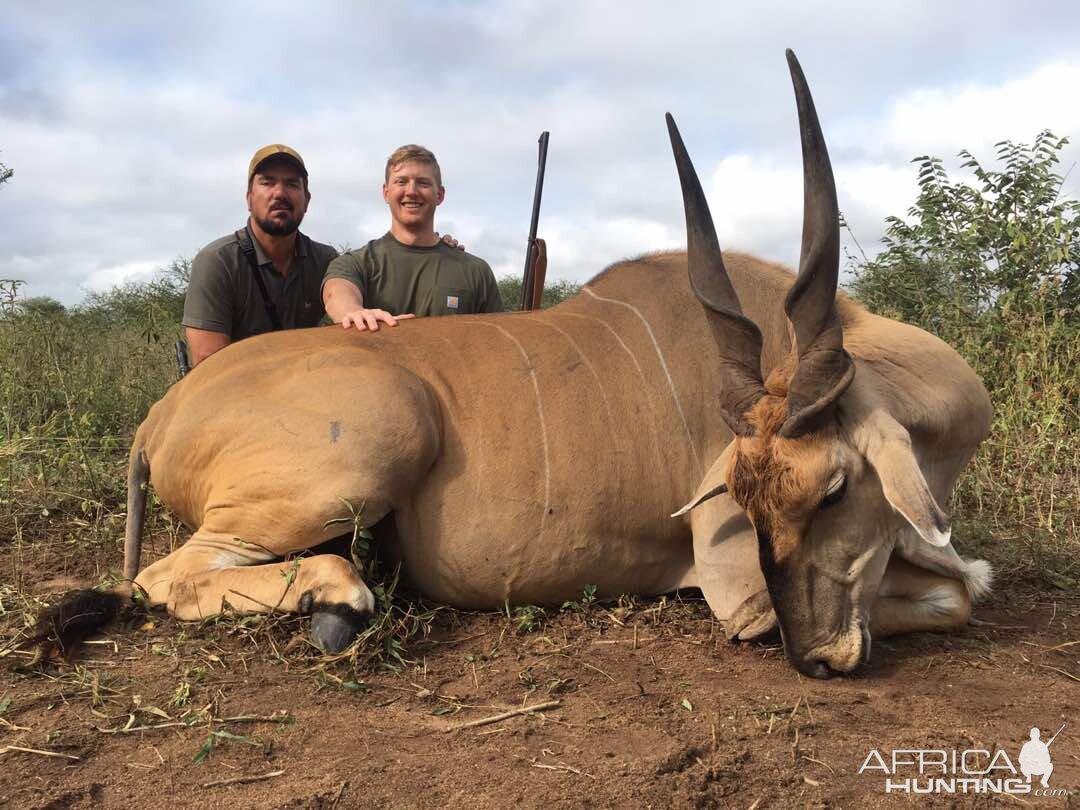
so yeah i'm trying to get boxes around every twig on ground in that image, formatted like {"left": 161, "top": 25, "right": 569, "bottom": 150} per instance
{"left": 1038, "top": 640, "right": 1079, "bottom": 653}
{"left": 1037, "top": 664, "right": 1080, "bottom": 683}
{"left": 0, "top": 745, "right": 80, "bottom": 761}
{"left": 579, "top": 661, "right": 615, "bottom": 682}
{"left": 216, "top": 711, "right": 289, "bottom": 724}
{"left": 329, "top": 780, "right": 347, "bottom": 809}
{"left": 802, "top": 754, "right": 835, "bottom": 774}
{"left": 527, "top": 759, "right": 594, "bottom": 778}
{"left": 200, "top": 769, "right": 285, "bottom": 789}
{"left": 999, "top": 792, "right": 1033, "bottom": 807}
{"left": 98, "top": 710, "right": 289, "bottom": 734}
{"left": 445, "top": 700, "right": 561, "bottom": 732}
{"left": 98, "top": 722, "right": 189, "bottom": 734}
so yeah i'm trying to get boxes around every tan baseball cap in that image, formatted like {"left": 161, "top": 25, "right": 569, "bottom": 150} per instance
{"left": 247, "top": 144, "right": 308, "bottom": 181}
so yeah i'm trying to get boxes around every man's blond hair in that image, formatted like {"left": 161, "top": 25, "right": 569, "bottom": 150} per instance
{"left": 385, "top": 144, "right": 442, "bottom": 186}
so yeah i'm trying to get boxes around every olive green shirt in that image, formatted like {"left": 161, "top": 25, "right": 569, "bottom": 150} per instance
{"left": 321, "top": 233, "right": 503, "bottom": 317}
{"left": 183, "top": 224, "right": 338, "bottom": 341}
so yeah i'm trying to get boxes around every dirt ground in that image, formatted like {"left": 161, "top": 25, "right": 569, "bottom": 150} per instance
{"left": 0, "top": 541, "right": 1077, "bottom": 809}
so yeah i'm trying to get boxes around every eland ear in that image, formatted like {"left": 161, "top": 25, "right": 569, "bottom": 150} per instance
{"left": 673, "top": 443, "right": 735, "bottom": 517}
{"left": 856, "top": 410, "right": 952, "bottom": 547}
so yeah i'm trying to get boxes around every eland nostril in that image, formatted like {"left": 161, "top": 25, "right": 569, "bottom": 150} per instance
{"left": 798, "top": 658, "right": 834, "bottom": 680}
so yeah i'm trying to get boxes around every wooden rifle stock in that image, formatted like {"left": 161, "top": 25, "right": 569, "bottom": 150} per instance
{"left": 520, "top": 131, "right": 550, "bottom": 310}
{"left": 529, "top": 238, "right": 547, "bottom": 310}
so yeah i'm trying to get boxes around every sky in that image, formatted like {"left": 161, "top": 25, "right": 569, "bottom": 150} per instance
{"left": 3, "top": 2, "right": 1080, "bottom": 305}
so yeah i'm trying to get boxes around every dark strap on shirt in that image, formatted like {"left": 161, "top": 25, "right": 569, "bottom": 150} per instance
{"left": 235, "top": 228, "right": 284, "bottom": 331}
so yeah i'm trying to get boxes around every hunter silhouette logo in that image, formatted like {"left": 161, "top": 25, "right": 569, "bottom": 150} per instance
{"left": 859, "top": 723, "right": 1069, "bottom": 796}
{"left": 1019, "top": 725, "right": 1063, "bottom": 788}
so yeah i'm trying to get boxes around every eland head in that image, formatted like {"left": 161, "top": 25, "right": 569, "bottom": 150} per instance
{"left": 671, "top": 51, "right": 959, "bottom": 678}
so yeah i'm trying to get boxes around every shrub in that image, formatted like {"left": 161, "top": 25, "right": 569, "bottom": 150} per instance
{"left": 848, "top": 132, "right": 1079, "bottom": 585}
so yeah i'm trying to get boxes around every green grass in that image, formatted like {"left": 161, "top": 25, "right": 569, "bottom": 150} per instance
{"left": 0, "top": 284, "right": 181, "bottom": 549}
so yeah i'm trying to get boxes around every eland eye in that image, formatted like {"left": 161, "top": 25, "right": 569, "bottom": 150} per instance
{"left": 820, "top": 476, "right": 847, "bottom": 510}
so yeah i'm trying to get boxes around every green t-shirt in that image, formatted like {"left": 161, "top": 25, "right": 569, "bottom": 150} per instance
{"left": 321, "top": 233, "right": 504, "bottom": 317}
{"left": 183, "top": 225, "right": 338, "bottom": 341}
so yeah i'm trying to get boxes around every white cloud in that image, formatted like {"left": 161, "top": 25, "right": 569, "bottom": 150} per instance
{"left": 84, "top": 260, "right": 165, "bottom": 292}
{"left": 868, "top": 62, "right": 1080, "bottom": 163}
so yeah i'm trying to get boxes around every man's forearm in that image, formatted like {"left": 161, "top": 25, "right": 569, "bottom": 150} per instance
{"left": 323, "top": 278, "right": 365, "bottom": 323}
{"left": 185, "top": 326, "right": 231, "bottom": 365}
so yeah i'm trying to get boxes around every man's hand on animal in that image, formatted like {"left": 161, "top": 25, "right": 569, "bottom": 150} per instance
{"left": 340, "top": 308, "right": 416, "bottom": 332}
{"left": 323, "top": 277, "right": 414, "bottom": 331}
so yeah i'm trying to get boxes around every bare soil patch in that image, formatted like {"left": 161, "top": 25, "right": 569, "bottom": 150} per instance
{"left": 0, "top": 543, "right": 1077, "bottom": 809}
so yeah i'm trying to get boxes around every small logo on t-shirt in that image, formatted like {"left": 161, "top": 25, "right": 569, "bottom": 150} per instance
{"left": 446, "top": 295, "right": 459, "bottom": 309}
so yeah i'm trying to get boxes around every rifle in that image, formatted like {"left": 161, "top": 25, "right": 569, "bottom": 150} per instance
{"left": 175, "top": 339, "right": 190, "bottom": 379}
{"left": 520, "top": 131, "right": 550, "bottom": 311}
{"left": 529, "top": 238, "right": 547, "bottom": 311}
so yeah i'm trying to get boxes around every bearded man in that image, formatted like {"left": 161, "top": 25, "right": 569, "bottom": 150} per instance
{"left": 182, "top": 144, "right": 338, "bottom": 365}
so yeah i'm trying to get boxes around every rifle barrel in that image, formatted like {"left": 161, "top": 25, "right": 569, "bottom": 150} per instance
{"left": 520, "top": 131, "right": 550, "bottom": 310}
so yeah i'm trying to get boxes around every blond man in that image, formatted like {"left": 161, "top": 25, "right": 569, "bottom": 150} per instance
{"left": 322, "top": 145, "right": 502, "bottom": 331}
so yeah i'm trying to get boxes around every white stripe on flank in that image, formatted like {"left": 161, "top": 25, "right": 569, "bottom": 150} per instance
{"left": 556, "top": 311, "right": 665, "bottom": 470}
{"left": 582, "top": 286, "right": 700, "bottom": 473}
{"left": 541, "top": 320, "right": 610, "bottom": 406}
{"left": 559, "top": 312, "right": 648, "bottom": 383}
{"left": 477, "top": 322, "right": 551, "bottom": 538}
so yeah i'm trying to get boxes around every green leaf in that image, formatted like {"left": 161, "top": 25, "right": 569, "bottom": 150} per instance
{"left": 193, "top": 734, "right": 216, "bottom": 763}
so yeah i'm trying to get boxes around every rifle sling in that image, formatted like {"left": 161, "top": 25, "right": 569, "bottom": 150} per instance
{"left": 235, "top": 228, "right": 284, "bottom": 331}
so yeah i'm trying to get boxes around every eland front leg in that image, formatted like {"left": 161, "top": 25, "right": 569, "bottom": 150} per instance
{"left": 135, "top": 530, "right": 375, "bottom": 652}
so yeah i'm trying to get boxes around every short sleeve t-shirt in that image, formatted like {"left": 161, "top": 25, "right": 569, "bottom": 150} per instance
{"left": 183, "top": 225, "right": 338, "bottom": 341}
{"left": 321, "top": 233, "right": 504, "bottom": 317}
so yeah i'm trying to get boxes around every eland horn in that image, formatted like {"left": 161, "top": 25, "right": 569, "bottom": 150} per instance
{"left": 667, "top": 112, "right": 766, "bottom": 437}
{"left": 779, "top": 50, "right": 855, "bottom": 438}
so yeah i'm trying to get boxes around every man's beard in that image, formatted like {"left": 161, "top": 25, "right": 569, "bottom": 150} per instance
{"left": 256, "top": 209, "right": 301, "bottom": 236}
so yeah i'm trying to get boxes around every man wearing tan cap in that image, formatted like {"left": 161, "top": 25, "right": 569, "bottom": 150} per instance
{"left": 182, "top": 144, "right": 338, "bottom": 365}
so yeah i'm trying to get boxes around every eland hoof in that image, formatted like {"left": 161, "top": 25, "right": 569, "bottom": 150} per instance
{"left": 725, "top": 590, "right": 778, "bottom": 641}
{"left": 310, "top": 604, "right": 369, "bottom": 653}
